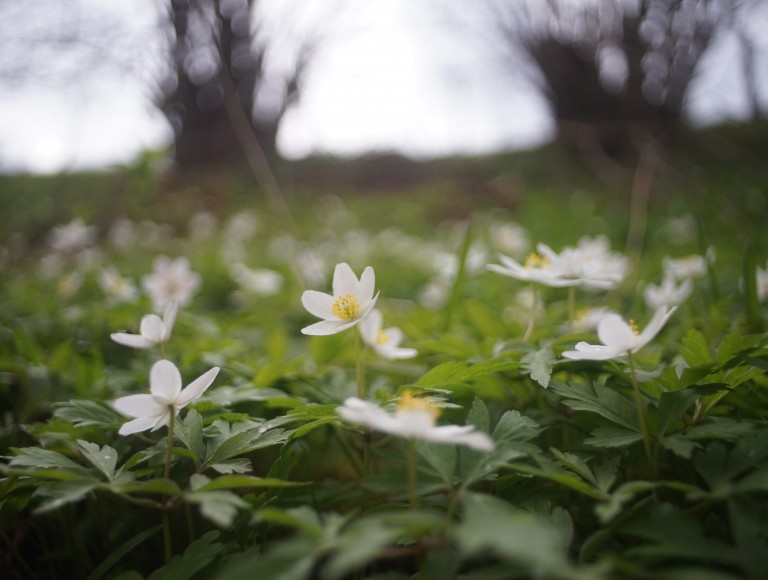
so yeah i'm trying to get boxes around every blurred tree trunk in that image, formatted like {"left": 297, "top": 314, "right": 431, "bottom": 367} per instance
{"left": 160, "top": 0, "right": 296, "bottom": 171}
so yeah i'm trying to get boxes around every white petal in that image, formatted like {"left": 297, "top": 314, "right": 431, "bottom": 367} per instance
{"left": 140, "top": 314, "right": 165, "bottom": 343}
{"left": 536, "top": 243, "right": 558, "bottom": 261}
{"left": 150, "top": 360, "right": 183, "bottom": 401}
{"left": 562, "top": 343, "right": 622, "bottom": 361}
{"left": 422, "top": 425, "right": 494, "bottom": 451}
{"left": 597, "top": 314, "right": 634, "bottom": 351}
{"left": 358, "top": 292, "right": 380, "bottom": 321}
{"left": 636, "top": 307, "right": 675, "bottom": 351}
{"left": 301, "top": 290, "right": 336, "bottom": 320}
{"left": 175, "top": 366, "right": 220, "bottom": 407}
{"left": 332, "top": 262, "right": 358, "bottom": 297}
{"left": 357, "top": 266, "right": 376, "bottom": 303}
{"left": 301, "top": 319, "right": 357, "bottom": 335}
{"left": 337, "top": 398, "right": 401, "bottom": 433}
{"left": 113, "top": 394, "right": 166, "bottom": 418}
{"left": 383, "top": 327, "right": 404, "bottom": 346}
{"left": 359, "top": 309, "right": 382, "bottom": 346}
{"left": 110, "top": 333, "right": 154, "bottom": 349}
{"left": 119, "top": 416, "right": 163, "bottom": 436}
{"left": 162, "top": 300, "right": 178, "bottom": 340}
{"left": 375, "top": 344, "right": 418, "bottom": 360}
{"left": 487, "top": 262, "right": 527, "bottom": 281}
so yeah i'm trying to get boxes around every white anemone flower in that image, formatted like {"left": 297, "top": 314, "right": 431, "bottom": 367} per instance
{"left": 487, "top": 251, "right": 578, "bottom": 288}
{"left": 111, "top": 301, "right": 178, "bottom": 349}
{"left": 359, "top": 309, "right": 417, "bottom": 360}
{"left": 644, "top": 277, "right": 692, "bottom": 310}
{"left": 562, "top": 307, "right": 676, "bottom": 361}
{"left": 99, "top": 266, "right": 138, "bottom": 303}
{"left": 142, "top": 255, "right": 202, "bottom": 312}
{"left": 757, "top": 265, "right": 768, "bottom": 302}
{"left": 113, "top": 359, "right": 219, "bottom": 435}
{"left": 301, "top": 262, "right": 378, "bottom": 335}
{"left": 337, "top": 393, "right": 494, "bottom": 451}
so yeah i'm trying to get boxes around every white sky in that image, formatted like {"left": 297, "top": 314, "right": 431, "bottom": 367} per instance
{"left": 0, "top": 0, "right": 765, "bottom": 173}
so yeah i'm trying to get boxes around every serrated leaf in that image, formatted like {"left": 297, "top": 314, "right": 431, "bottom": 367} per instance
{"left": 34, "top": 479, "right": 99, "bottom": 513}
{"left": 210, "top": 458, "right": 252, "bottom": 474}
{"left": 657, "top": 388, "right": 701, "bottom": 437}
{"left": 584, "top": 428, "right": 644, "bottom": 448}
{"left": 110, "top": 478, "right": 181, "bottom": 496}
{"left": 521, "top": 346, "right": 555, "bottom": 388}
{"left": 660, "top": 435, "right": 700, "bottom": 459}
{"left": 680, "top": 329, "right": 714, "bottom": 367}
{"left": 550, "top": 380, "right": 640, "bottom": 432}
{"left": 416, "top": 360, "right": 515, "bottom": 389}
{"left": 415, "top": 440, "right": 456, "bottom": 484}
{"left": 595, "top": 481, "right": 655, "bottom": 523}
{"left": 466, "top": 397, "right": 490, "bottom": 434}
{"left": 204, "top": 425, "right": 288, "bottom": 467}
{"left": 77, "top": 440, "right": 118, "bottom": 481}
{"left": 53, "top": 399, "right": 124, "bottom": 428}
{"left": 175, "top": 410, "right": 205, "bottom": 462}
{"left": 492, "top": 410, "right": 542, "bottom": 442}
{"left": 9, "top": 447, "right": 89, "bottom": 474}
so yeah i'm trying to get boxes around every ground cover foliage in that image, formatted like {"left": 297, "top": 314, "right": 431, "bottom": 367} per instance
{"left": 2, "top": 142, "right": 768, "bottom": 579}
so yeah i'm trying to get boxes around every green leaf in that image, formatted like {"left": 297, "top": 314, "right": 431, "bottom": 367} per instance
{"left": 657, "top": 388, "right": 701, "bottom": 437}
{"left": 415, "top": 440, "right": 456, "bottom": 484}
{"left": 110, "top": 478, "right": 181, "bottom": 496}
{"left": 194, "top": 474, "right": 304, "bottom": 492}
{"left": 34, "top": 479, "right": 99, "bottom": 513}
{"left": 204, "top": 424, "right": 288, "bottom": 467}
{"left": 53, "top": 399, "right": 124, "bottom": 428}
{"left": 680, "top": 329, "right": 714, "bottom": 367}
{"left": 660, "top": 435, "right": 700, "bottom": 459}
{"left": 77, "top": 440, "right": 118, "bottom": 481}
{"left": 148, "top": 531, "right": 224, "bottom": 580}
{"left": 454, "top": 492, "right": 575, "bottom": 577}
{"left": 175, "top": 410, "right": 205, "bottom": 462}
{"left": 10, "top": 447, "right": 86, "bottom": 472}
{"left": 215, "top": 538, "right": 317, "bottom": 580}
{"left": 466, "top": 397, "right": 490, "bottom": 434}
{"left": 185, "top": 490, "right": 248, "bottom": 528}
{"left": 209, "top": 459, "right": 252, "bottom": 474}
{"left": 492, "top": 410, "right": 542, "bottom": 442}
{"left": 550, "top": 380, "right": 640, "bottom": 432}
{"left": 584, "top": 428, "right": 644, "bottom": 448}
{"left": 416, "top": 360, "right": 516, "bottom": 389}
{"left": 595, "top": 481, "right": 655, "bottom": 523}
{"left": 521, "top": 346, "right": 555, "bottom": 389}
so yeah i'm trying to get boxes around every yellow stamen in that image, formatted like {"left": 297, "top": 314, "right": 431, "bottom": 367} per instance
{"left": 524, "top": 252, "right": 550, "bottom": 269}
{"left": 331, "top": 293, "right": 360, "bottom": 320}
{"left": 397, "top": 391, "right": 441, "bottom": 419}
{"left": 629, "top": 319, "right": 640, "bottom": 335}
{"left": 376, "top": 329, "right": 390, "bottom": 345}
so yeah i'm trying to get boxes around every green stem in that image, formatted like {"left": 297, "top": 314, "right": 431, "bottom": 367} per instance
{"left": 355, "top": 327, "right": 366, "bottom": 399}
{"left": 523, "top": 284, "right": 538, "bottom": 342}
{"left": 407, "top": 439, "right": 419, "bottom": 508}
{"left": 162, "top": 410, "right": 175, "bottom": 563}
{"left": 627, "top": 352, "right": 655, "bottom": 477}
{"left": 568, "top": 286, "right": 576, "bottom": 332}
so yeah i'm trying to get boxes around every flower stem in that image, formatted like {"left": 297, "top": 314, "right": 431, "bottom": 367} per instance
{"left": 627, "top": 352, "right": 655, "bottom": 476}
{"left": 407, "top": 439, "right": 419, "bottom": 508}
{"left": 523, "top": 284, "right": 538, "bottom": 342}
{"left": 162, "top": 410, "right": 175, "bottom": 563}
{"left": 355, "top": 327, "right": 366, "bottom": 399}
{"left": 568, "top": 286, "right": 576, "bottom": 332}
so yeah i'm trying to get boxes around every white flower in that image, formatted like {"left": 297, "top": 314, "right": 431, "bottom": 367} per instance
{"left": 538, "top": 237, "right": 628, "bottom": 289}
{"left": 488, "top": 251, "right": 578, "bottom": 288}
{"left": 663, "top": 255, "right": 707, "bottom": 281}
{"left": 643, "top": 277, "right": 692, "bottom": 310}
{"left": 49, "top": 218, "right": 96, "bottom": 254}
{"left": 337, "top": 393, "right": 494, "bottom": 451}
{"left": 142, "top": 256, "right": 201, "bottom": 311}
{"left": 99, "top": 266, "right": 138, "bottom": 303}
{"left": 360, "top": 309, "right": 417, "bottom": 360}
{"left": 301, "top": 262, "right": 379, "bottom": 335}
{"left": 113, "top": 359, "right": 219, "bottom": 435}
{"left": 491, "top": 221, "right": 529, "bottom": 256}
{"left": 111, "top": 301, "right": 178, "bottom": 349}
{"left": 230, "top": 263, "right": 283, "bottom": 296}
{"left": 562, "top": 307, "right": 676, "bottom": 361}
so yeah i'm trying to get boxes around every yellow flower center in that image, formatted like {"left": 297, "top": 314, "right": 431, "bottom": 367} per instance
{"left": 629, "top": 319, "right": 640, "bottom": 336}
{"left": 397, "top": 391, "right": 441, "bottom": 420}
{"left": 376, "top": 329, "right": 390, "bottom": 345}
{"left": 524, "top": 252, "right": 550, "bottom": 269}
{"left": 331, "top": 293, "right": 360, "bottom": 320}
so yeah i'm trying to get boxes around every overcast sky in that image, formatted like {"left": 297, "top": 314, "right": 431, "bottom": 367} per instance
{"left": 0, "top": 0, "right": 765, "bottom": 173}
